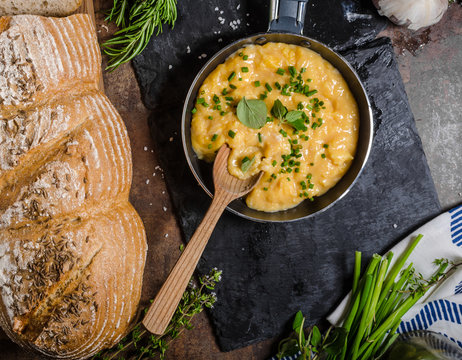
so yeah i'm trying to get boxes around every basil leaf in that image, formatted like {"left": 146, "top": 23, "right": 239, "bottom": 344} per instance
{"left": 285, "top": 110, "right": 307, "bottom": 131}
{"left": 271, "top": 99, "right": 288, "bottom": 120}
{"left": 241, "top": 156, "right": 255, "bottom": 173}
{"left": 236, "top": 97, "right": 267, "bottom": 129}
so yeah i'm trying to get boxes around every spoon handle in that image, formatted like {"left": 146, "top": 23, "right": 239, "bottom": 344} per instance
{"left": 142, "top": 190, "right": 233, "bottom": 335}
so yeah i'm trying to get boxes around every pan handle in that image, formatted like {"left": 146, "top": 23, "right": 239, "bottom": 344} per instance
{"left": 269, "top": 0, "right": 309, "bottom": 34}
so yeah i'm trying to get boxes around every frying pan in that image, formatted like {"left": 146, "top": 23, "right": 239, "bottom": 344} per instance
{"left": 181, "top": 0, "right": 373, "bottom": 222}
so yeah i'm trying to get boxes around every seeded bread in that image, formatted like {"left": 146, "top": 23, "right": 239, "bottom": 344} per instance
{"left": 0, "top": 14, "right": 147, "bottom": 359}
{"left": 0, "top": 0, "right": 82, "bottom": 16}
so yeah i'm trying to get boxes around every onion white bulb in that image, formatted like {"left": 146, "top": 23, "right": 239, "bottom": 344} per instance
{"left": 373, "top": 0, "right": 448, "bottom": 31}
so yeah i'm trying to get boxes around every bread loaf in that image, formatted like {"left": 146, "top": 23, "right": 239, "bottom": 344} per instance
{"left": 0, "top": 0, "right": 82, "bottom": 17}
{"left": 0, "top": 14, "right": 147, "bottom": 359}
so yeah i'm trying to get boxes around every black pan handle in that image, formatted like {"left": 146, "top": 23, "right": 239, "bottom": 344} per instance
{"left": 269, "top": 0, "right": 309, "bottom": 34}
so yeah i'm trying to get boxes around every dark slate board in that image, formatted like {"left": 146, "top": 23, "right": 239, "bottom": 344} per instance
{"left": 132, "top": 0, "right": 440, "bottom": 352}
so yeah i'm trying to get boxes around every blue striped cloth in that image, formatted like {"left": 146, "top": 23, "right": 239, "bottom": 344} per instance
{"left": 328, "top": 204, "right": 462, "bottom": 346}
{"left": 272, "top": 204, "right": 462, "bottom": 360}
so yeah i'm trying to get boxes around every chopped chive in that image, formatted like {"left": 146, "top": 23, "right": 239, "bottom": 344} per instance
{"left": 243, "top": 55, "right": 248, "bottom": 60}
{"left": 279, "top": 129, "right": 287, "bottom": 137}
{"left": 288, "top": 66, "right": 297, "bottom": 77}
{"left": 297, "top": 102, "right": 304, "bottom": 110}
{"left": 217, "top": 105, "right": 222, "bottom": 110}
{"left": 263, "top": 187, "right": 268, "bottom": 191}
{"left": 258, "top": 133, "right": 262, "bottom": 143}
{"left": 228, "top": 130, "right": 236, "bottom": 138}
{"left": 228, "top": 71, "right": 236, "bottom": 81}
{"left": 272, "top": 160, "right": 277, "bottom": 167}
{"left": 275, "top": 82, "right": 282, "bottom": 90}
{"left": 265, "top": 83, "right": 272, "bottom": 92}
{"left": 211, "top": 134, "right": 218, "bottom": 141}
{"left": 295, "top": 168, "right": 300, "bottom": 173}
{"left": 287, "top": 177, "right": 291, "bottom": 181}
{"left": 266, "top": 117, "right": 273, "bottom": 122}
{"left": 197, "top": 97, "right": 205, "bottom": 104}
{"left": 239, "top": 52, "right": 244, "bottom": 57}
{"left": 323, "top": 144, "right": 329, "bottom": 148}
{"left": 207, "top": 144, "right": 212, "bottom": 149}
{"left": 307, "top": 173, "right": 312, "bottom": 179}
{"left": 310, "top": 162, "right": 314, "bottom": 166}
{"left": 229, "top": 84, "right": 237, "bottom": 89}
{"left": 254, "top": 81, "right": 261, "bottom": 87}
{"left": 213, "top": 94, "right": 220, "bottom": 104}
{"left": 239, "top": 77, "right": 242, "bottom": 81}
{"left": 241, "top": 67, "right": 249, "bottom": 73}
{"left": 225, "top": 96, "right": 234, "bottom": 101}
{"left": 220, "top": 111, "right": 227, "bottom": 116}
{"left": 300, "top": 67, "right": 306, "bottom": 73}
{"left": 303, "top": 191, "right": 309, "bottom": 197}
{"left": 321, "top": 153, "right": 326, "bottom": 159}
{"left": 306, "top": 89, "right": 318, "bottom": 97}
{"left": 309, "top": 183, "right": 314, "bottom": 189}
{"left": 191, "top": 107, "right": 197, "bottom": 114}
{"left": 307, "top": 78, "right": 312, "bottom": 82}
{"left": 260, "top": 93, "right": 267, "bottom": 100}
{"left": 208, "top": 116, "right": 213, "bottom": 120}
{"left": 276, "top": 68, "right": 285, "bottom": 75}
{"left": 300, "top": 181, "right": 307, "bottom": 190}
{"left": 222, "top": 88, "right": 228, "bottom": 95}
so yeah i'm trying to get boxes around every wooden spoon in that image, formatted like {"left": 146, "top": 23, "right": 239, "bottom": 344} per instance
{"left": 143, "top": 144, "right": 262, "bottom": 334}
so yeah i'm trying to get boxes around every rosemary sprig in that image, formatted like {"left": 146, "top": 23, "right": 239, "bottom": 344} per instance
{"left": 103, "top": 0, "right": 178, "bottom": 70}
{"left": 277, "top": 235, "right": 462, "bottom": 360}
{"left": 93, "top": 268, "right": 222, "bottom": 360}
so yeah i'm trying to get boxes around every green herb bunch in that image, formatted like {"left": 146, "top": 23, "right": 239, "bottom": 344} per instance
{"left": 103, "top": 0, "right": 178, "bottom": 70}
{"left": 277, "top": 234, "right": 461, "bottom": 360}
{"left": 93, "top": 268, "right": 222, "bottom": 360}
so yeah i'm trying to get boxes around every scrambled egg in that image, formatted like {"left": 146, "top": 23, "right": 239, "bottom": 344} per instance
{"left": 191, "top": 42, "right": 359, "bottom": 212}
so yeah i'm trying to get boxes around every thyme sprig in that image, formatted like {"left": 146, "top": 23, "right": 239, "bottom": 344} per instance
{"left": 103, "top": 0, "right": 178, "bottom": 70}
{"left": 93, "top": 268, "right": 222, "bottom": 360}
{"left": 278, "top": 234, "right": 462, "bottom": 360}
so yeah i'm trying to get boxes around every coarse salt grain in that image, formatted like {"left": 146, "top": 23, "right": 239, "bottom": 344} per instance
{"left": 165, "top": 233, "right": 169, "bottom": 238}
{"left": 169, "top": 137, "right": 173, "bottom": 142}
{"left": 163, "top": 207, "right": 167, "bottom": 212}
{"left": 143, "top": 146, "right": 148, "bottom": 151}
{"left": 168, "top": 65, "right": 172, "bottom": 70}
{"left": 146, "top": 179, "right": 150, "bottom": 185}
{"left": 187, "top": 45, "right": 191, "bottom": 53}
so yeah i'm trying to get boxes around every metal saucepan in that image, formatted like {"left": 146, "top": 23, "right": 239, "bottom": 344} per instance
{"left": 181, "top": 0, "right": 373, "bottom": 222}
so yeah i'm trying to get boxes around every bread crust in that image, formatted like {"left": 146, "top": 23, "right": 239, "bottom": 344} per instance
{"left": 0, "top": 14, "right": 147, "bottom": 359}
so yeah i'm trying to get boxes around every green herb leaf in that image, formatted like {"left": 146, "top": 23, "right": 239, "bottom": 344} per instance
{"left": 311, "top": 326, "right": 321, "bottom": 347}
{"left": 285, "top": 111, "right": 307, "bottom": 131}
{"left": 236, "top": 97, "right": 268, "bottom": 129}
{"left": 292, "top": 310, "right": 304, "bottom": 331}
{"left": 241, "top": 156, "right": 255, "bottom": 172}
{"left": 271, "top": 99, "right": 288, "bottom": 120}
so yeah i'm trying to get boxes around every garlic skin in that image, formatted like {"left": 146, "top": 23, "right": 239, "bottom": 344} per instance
{"left": 373, "top": 0, "right": 448, "bottom": 31}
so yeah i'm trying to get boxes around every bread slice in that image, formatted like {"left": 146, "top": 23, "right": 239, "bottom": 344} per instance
{"left": 0, "top": 0, "right": 82, "bottom": 17}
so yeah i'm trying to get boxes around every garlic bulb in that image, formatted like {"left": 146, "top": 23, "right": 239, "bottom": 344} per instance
{"left": 373, "top": 0, "right": 448, "bottom": 31}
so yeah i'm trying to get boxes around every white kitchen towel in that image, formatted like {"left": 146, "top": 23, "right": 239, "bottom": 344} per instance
{"left": 272, "top": 205, "right": 462, "bottom": 360}
{"left": 328, "top": 203, "right": 462, "bottom": 347}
